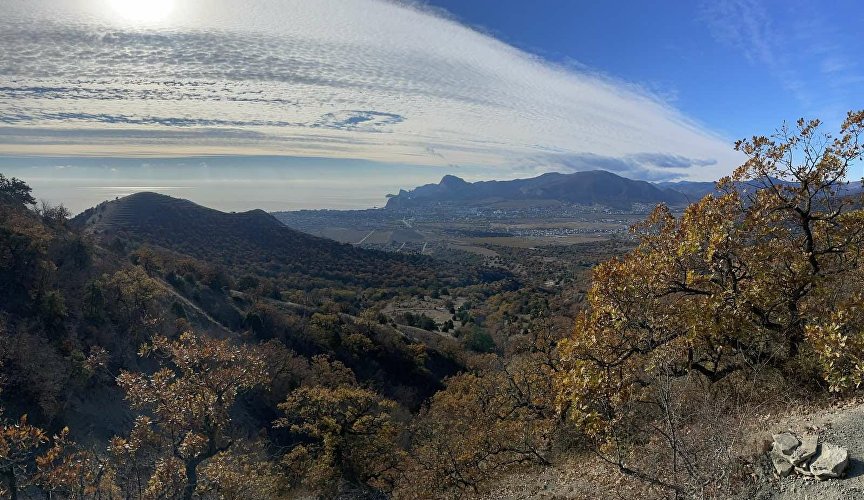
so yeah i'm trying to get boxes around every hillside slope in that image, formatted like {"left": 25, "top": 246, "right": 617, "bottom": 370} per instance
{"left": 73, "top": 192, "right": 495, "bottom": 290}
{"left": 74, "top": 192, "right": 364, "bottom": 261}
{"left": 478, "top": 398, "right": 864, "bottom": 500}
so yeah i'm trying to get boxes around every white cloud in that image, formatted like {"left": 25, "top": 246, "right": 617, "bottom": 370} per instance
{"left": 0, "top": 0, "right": 742, "bottom": 180}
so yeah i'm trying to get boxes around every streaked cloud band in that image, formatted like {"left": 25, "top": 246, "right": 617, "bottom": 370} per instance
{"left": 0, "top": 0, "right": 741, "bottom": 181}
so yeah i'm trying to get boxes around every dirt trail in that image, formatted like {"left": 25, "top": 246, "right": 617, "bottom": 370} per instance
{"left": 155, "top": 278, "right": 235, "bottom": 334}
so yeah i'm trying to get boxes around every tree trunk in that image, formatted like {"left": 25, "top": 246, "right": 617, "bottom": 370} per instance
{"left": 3, "top": 467, "right": 18, "bottom": 500}
{"left": 182, "top": 459, "right": 200, "bottom": 500}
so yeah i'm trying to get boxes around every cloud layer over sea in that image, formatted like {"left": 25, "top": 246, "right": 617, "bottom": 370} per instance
{"left": 0, "top": 0, "right": 741, "bottom": 183}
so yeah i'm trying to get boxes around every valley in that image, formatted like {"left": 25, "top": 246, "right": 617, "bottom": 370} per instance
{"left": 274, "top": 203, "right": 645, "bottom": 255}
{"left": 4, "top": 121, "right": 864, "bottom": 498}
{"left": 273, "top": 171, "right": 675, "bottom": 271}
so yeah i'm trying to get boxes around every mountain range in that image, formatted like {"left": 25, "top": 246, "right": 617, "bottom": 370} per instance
{"left": 385, "top": 170, "right": 864, "bottom": 210}
{"left": 386, "top": 170, "right": 692, "bottom": 210}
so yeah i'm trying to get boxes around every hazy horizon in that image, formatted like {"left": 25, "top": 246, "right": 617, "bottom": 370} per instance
{"left": 0, "top": 155, "right": 462, "bottom": 214}
{"left": 2, "top": 156, "right": 727, "bottom": 215}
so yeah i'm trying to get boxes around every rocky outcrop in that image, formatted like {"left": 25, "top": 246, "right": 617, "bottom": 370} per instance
{"left": 768, "top": 433, "right": 849, "bottom": 480}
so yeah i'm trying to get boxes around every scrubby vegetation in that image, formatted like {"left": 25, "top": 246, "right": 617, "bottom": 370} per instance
{"left": 0, "top": 170, "right": 574, "bottom": 498}
{"left": 1, "top": 112, "right": 862, "bottom": 499}
{"left": 557, "top": 111, "right": 864, "bottom": 496}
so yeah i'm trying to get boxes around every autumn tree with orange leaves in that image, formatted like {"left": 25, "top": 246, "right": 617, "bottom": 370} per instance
{"left": 114, "top": 331, "right": 269, "bottom": 500}
{"left": 0, "top": 393, "right": 95, "bottom": 499}
{"left": 0, "top": 415, "right": 52, "bottom": 500}
{"left": 556, "top": 111, "right": 864, "bottom": 494}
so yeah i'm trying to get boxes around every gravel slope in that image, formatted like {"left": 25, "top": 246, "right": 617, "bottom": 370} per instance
{"left": 476, "top": 398, "right": 864, "bottom": 500}
{"left": 746, "top": 399, "right": 864, "bottom": 500}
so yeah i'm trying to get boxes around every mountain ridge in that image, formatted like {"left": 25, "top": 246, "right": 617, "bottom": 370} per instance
{"left": 386, "top": 170, "right": 864, "bottom": 210}
{"left": 385, "top": 170, "right": 689, "bottom": 210}
{"left": 72, "top": 191, "right": 499, "bottom": 291}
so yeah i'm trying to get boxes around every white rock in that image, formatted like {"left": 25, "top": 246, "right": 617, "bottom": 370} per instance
{"left": 809, "top": 443, "right": 849, "bottom": 480}
{"left": 770, "top": 450, "right": 795, "bottom": 478}
{"left": 773, "top": 432, "right": 800, "bottom": 457}
{"left": 794, "top": 465, "right": 813, "bottom": 477}
{"left": 790, "top": 434, "right": 818, "bottom": 466}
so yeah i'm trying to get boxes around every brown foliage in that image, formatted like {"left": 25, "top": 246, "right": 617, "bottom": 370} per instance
{"left": 275, "top": 358, "right": 404, "bottom": 494}
{"left": 556, "top": 111, "right": 864, "bottom": 494}
{"left": 397, "top": 320, "right": 564, "bottom": 497}
{"left": 114, "top": 331, "right": 269, "bottom": 499}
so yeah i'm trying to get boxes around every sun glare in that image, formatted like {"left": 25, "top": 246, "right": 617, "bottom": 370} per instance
{"left": 110, "top": 0, "right": 175, "bottom": 23}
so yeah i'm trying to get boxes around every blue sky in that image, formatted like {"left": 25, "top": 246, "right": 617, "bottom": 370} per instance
{"left": 427, "top": 0, "right": 863, "bottom": 140}
{"left": 0, "top": 0, "right": 861, "bottom": 212}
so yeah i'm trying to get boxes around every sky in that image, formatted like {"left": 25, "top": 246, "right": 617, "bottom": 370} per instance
{"left": 0, "top": 0, "right": 861, "bottom": 213}
{"left": 427, "top": 0, "right": 863, "bottom": 139}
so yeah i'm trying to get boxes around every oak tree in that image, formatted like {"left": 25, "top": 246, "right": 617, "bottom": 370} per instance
{"left": 275, "top": 357, "right": 404, "bottom": 494}
{"left": 556, "top": 111, "right": 864, "bottom": 493}
{"left": 115, "top": 331, "right": 268, "bottom": 500}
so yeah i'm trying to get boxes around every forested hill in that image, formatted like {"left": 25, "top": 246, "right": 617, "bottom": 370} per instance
{"left": 73, "top": 192, "right": 506, "bottom": 291}
{"left": 385, "top": 170, "right": 689, "bottom": 209}
{"left": 1, "top": 177, "right": 517, "bottom": 499}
